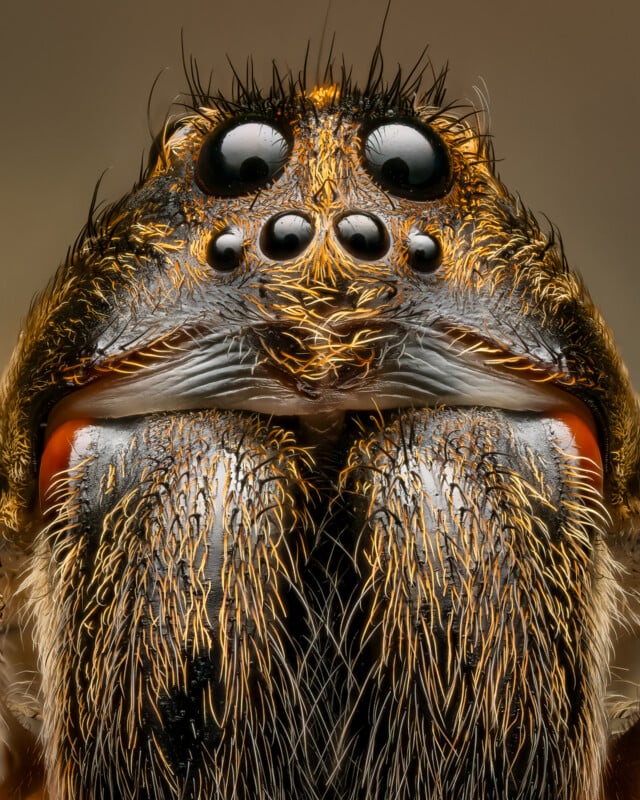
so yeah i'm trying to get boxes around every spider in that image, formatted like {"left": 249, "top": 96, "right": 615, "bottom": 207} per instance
{"left": 0, "top": 46, "right": 638, "bottom": 799}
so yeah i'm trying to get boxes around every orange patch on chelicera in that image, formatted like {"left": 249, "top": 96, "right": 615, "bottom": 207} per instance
{"left": 551, "top": 409, "right": 604, "bottom": 493}
{"left": 39, "top": 419, "right": 95, "bottom": 515}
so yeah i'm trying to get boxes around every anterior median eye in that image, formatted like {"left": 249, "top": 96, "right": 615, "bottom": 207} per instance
{"left": 361, "top": 120, "right": 450, "bottom": 200}
{"left": 196, "top": 119, "right": 291, "bottom": 197}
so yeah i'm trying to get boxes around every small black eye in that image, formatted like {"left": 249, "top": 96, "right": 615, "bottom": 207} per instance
{"left": 362, "top": 121, "right": 450, "bottom": 200}
{"left": 207, "top": 229, "right": 244, "bottom": 271}
{"left": 334, "top": 212, "right": 389, "bottom": 260}
{"left": 407, "top": 231, "right": 441, "bottom": 273}
{"left": 261, "top": 213, "right": 314, "bottom": 260}
{"left": 196, "top": 119, "right": 291, "bottom": 197}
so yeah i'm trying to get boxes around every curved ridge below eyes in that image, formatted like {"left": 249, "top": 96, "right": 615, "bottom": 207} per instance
{"left": 39, "top": 322, "right": 605, "bottom": 516}
{"left": 45, "top": 327, "right": 595, "bottom": 437}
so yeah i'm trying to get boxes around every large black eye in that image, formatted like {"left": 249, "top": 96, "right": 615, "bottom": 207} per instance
{"left": 362, "top": 121, "right": 450, "bottom": 200}
{"left": 196, "top": 119, "right": 291, "bottom": 197}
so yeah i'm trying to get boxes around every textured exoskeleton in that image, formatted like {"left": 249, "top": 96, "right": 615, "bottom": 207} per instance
{"left": 0, "top": 55, "right": 639, "bottom": 799}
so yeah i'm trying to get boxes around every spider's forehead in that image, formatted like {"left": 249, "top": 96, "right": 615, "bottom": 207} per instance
{"left": 160, "top": 84, "right": 480, "bottom": 192}
{"left": 305, "top": 84, "right": 342, "bottom": 108}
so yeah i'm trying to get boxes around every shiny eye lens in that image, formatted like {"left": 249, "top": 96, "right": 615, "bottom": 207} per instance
{"left": 407, "top": 231, "right": 441, "bottom": 273}
{"left": 334, "top": 212, "right": 389, "bottom": 260}
{"left": 207, "top": 229, "right": 244, "bottom": 271}
{"left": 362, "top": 121, "right": 450, "bottom": 200}
{"left": 261, "top": 213, "right": 314, "bottom": 260}
{"left": 196, "top": 120, "right": 291, "bottom": 197}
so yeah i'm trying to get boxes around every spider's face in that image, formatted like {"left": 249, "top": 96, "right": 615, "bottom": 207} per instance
{"left": 31, "top": 87, "right": 632, "bottom": 462}
{"left": 0, "top": 74, "right": 639, "bottom": 800}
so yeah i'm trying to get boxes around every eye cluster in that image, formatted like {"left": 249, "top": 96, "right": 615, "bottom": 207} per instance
{"left": 195, "top": 115, "right": 452, "bottom": 201}
{"left": 197, "top": 113, "right": 450, "bottom": 276}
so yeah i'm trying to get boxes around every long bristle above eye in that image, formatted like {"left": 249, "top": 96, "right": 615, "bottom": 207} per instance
{"left": 177, "top": 36, "right": 452, "bottom": 123}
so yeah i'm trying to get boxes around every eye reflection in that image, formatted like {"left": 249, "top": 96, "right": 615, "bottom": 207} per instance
{"left": 407, "top": 231, "right": 441, "bottom": 273}
{"left": 196, "top": 120, "right": 291, "bottom": 197}
{"left": 261, "top": 213, "right": 315, "bottom": 261}
{"left": 362, "top": 121, "right": 450, "bottom": 200}
{"left": 334, "top": 212, "right": 389, "bottom": 260}
{"left": 207, "top": 229, "right": 244, "bottom": 271}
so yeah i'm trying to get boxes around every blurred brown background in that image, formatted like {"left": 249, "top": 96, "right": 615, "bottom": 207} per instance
{"left": 0, "top": 0, "right": 638, "bottom": 386}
